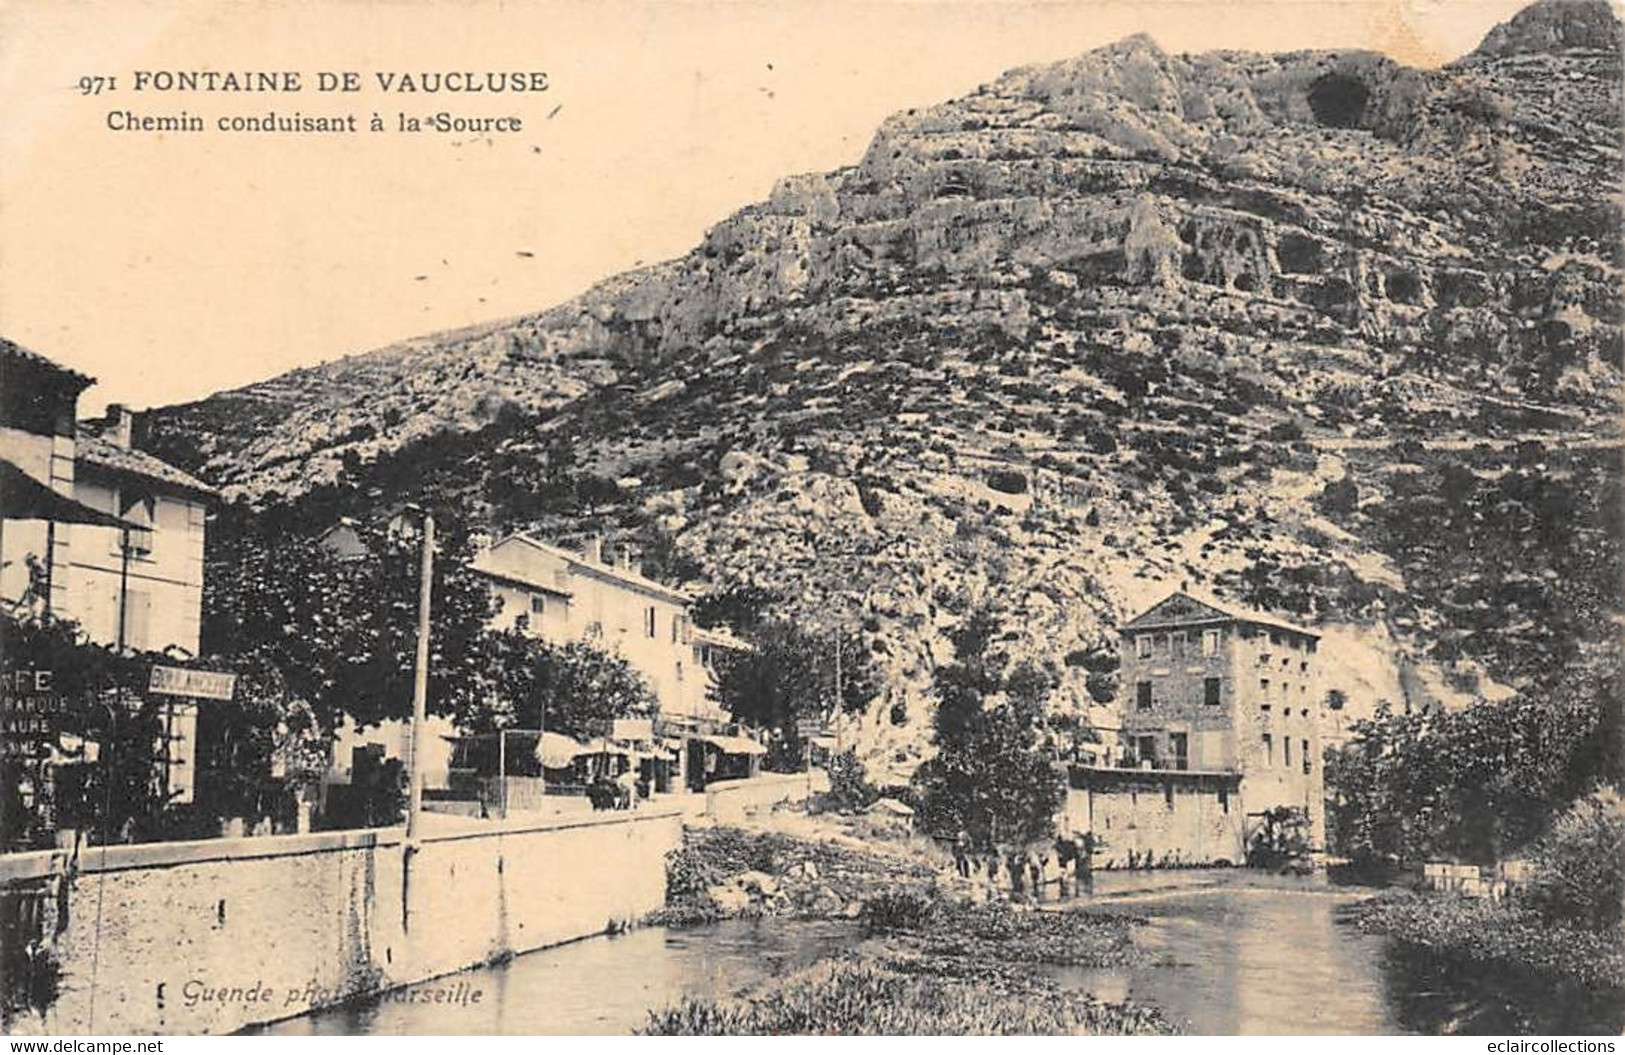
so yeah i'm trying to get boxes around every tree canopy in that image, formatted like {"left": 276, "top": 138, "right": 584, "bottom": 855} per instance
{"left": 202, "top": 509, "right": 495, "bottom": 733}
{"left": 714, "top": 619, "right": 877, "bottom": 770}
{"left": 913, "top": 607, "right": 1064, "bottom": 852}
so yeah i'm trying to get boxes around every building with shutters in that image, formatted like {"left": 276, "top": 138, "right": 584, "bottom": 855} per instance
{"left": 1059, "top": 591, "right": 1326, "bottom": 867}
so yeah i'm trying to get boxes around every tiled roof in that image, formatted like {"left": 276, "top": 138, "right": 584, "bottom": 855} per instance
{"left": 1122, "top": 590, "right": 1319, "bottom": 639}
{"left": 0, "top": 337, "right": 95, "bottom": 388}
{"left": 482, "top": 533, "right": 694, "bottom": 604}
{"left": 75, "top": 433, "right": 218, "bottom": 498}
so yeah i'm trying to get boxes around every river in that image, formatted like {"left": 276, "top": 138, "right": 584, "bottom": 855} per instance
{"left": 260, "top": 869, "right": 1615, "bottom": 1035}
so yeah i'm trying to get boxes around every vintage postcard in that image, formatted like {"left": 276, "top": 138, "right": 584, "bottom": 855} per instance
{"left": 0, "top": 0, "right": 1620, "bottom": 1038}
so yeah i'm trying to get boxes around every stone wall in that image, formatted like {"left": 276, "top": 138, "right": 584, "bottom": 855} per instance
{"left": 0, "top": 809, "right": 681, "bottom": 1035}
{"left": 1063, "top": 768, "right": 1244, "bottom": 868}
{"left": 704, "top": 771, "right": 825, "bottom": 824}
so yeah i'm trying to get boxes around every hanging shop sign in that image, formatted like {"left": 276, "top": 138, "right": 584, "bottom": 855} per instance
{"left": 148, "top": 665, "right": 237, "bottom": 701}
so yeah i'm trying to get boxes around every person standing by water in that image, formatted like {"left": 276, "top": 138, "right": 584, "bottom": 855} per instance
{"left": 952, "top": 829, "right": 971, "bottom": 879}
{"left": 1076, "top": 830, "right": 1097, "bottom": 897}
{"left": 1007, "top": 849, "right": 1027, "bottom": 903}
{"left": 1054, "top": 832, "right": 1077, "bottom": 899}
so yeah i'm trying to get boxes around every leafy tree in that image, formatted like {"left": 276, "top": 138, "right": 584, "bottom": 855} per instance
{"left": 202, "top": 510, "right": 495, "bottom": 733}
{"left": 454, "top": 629, "right": 658, "bottom": 742}
{"left": 913, "top": 607, "right": 1064, "bottom": 852}
{"left": 1524, "top": 787, "right": 1625, "bottom": 932}
{"left": 1325, "top": 665, "right": 1620, "bottom": 866}
{"left": 714, "top": 620, "right": 876, "bottom": 771}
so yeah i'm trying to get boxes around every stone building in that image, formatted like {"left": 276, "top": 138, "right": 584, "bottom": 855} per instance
{"left": 1061, "top": 591, "right": 1326, "bottom": 866}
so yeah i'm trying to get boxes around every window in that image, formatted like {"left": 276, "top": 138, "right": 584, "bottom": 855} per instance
{"left": 1219, "top": 788, "right": 1230, "bottom": 813}
{"left": 1136, "top": 681, "right": 1153, "bottom": 712}
{"left": 1170, "top": 733, "right": 1188, "bottom": 770}
{"left": 1204, "top": 677, "right": 1222, "bottom": 706}
{"left": 1259, "top": 677, "right": 1270, "bottom": 696}
{"left": 530, "top": 595, "right": 547, "bottom": 615}
{"left": 1170, "top": 632, "right": 1186, "bottom": 658}
{"left": 122, "top": 588, "right": 152, "bottom": 650}
{"left": 1136, "top": 735, "right": 1157, "bottom": 767}
{"left": 1164, "top": 784, "right": 1175, "bottom": 808}
{"left": 119, "top": 496, "right": 155, "bottom": 558}
{"left": 1284, "top": 737, "right": 1292, "bottom": 767}
{"left": 1281, "top": 656, "right": 1290, "bottom": 670}
{"left": 1300, "top": 660, "right": 1309, "bottom": 673}
{"left": 1135, "top": 635, "right": 1153, "bottom": 659}
{"left": 1262, "top": 733, "right": 1273, "bottom": 765}
{"left": 1257, "top": 652, "right": 1271, "bottom": 668}
{"left": 1202, "top": 629, "right": 1221, "bottom": 657}
{"left": 1302, "top": 739, "right": 1312, "bottom": 775}
{"left": 644, "top": 606, "right": 657, "bottom": 638}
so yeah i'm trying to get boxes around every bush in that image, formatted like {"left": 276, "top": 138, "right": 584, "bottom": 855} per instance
{"left": 860, "top": 890, "right": 937, "bottom": 934}
{"left": 825, "top": 749, "right": 877, "bottom": 812}
{"left": 1526, "top": 787, "right": 1625, "bottom": 931}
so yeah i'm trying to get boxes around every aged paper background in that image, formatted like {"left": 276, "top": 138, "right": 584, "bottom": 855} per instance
{"left": 1, "top": 0, "right": 1530, "bottom": 414}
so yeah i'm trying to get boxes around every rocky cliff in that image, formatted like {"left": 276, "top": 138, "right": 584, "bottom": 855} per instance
{"left": 146, "top": 0, "right": 1623, "bottom": 771}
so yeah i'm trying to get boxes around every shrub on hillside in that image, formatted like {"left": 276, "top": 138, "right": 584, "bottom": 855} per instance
{"left": 1526, "top": 787, "right": 1625, "bottom": 932}
{"left": 825, "top": 749, "right": 878, "bottom": 813}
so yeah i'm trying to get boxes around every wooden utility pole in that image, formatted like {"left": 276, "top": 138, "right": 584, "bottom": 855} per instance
{"left": 405, "top": 513, "right": 434, "bottom": 841}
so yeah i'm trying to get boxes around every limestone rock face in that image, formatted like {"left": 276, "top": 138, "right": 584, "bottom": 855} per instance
{"left": 145, "top": 0, "right": 1622, "bottom": 773}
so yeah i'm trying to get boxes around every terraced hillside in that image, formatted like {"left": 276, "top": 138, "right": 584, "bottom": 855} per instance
{"left": 146, "top": 0, "right": 1623, "bottom": 770}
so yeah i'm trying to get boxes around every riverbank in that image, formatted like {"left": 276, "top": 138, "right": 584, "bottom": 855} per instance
{"left": 641, "top": 818, "right": 1172, "bottom": 1035}
{"left": 1346, "top": 890, "right": 1625, "bottom": 1034}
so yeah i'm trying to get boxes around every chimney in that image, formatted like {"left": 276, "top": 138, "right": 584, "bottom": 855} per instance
{"left": 106, "top": 404, "right": 134, "bottom": 450}
{"left": 616, "top": 543, "right": 634, "bottom": 571}
{"left": 583, "top": 535, "right": 603, "bottom": 565}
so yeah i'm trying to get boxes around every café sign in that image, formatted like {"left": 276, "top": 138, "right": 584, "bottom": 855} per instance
{"left": 149, "top": 665, "right": 237, "bottom": 701}
{"left": 1, "top": 670, "right": 68, "bottom": 759}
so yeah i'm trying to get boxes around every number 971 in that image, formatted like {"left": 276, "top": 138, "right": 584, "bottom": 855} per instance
{"left": 77, "top": 75, "right": 116, "bottom": 96}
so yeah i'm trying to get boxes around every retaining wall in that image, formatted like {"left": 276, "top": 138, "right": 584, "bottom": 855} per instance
{"left": 0, "top": 808, "right": 681, "bottom": 1035}
{"left": 704, "top": 770, "right": 825, "bottom": 824}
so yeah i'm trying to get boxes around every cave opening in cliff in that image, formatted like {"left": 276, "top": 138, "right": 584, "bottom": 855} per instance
{"left": 1307, "top": 72, "right": 1370, "bottom": 129}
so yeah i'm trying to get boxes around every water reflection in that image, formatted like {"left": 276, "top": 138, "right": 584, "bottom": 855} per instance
{"left": 262, "top": 872, "right": 1620, "bottom": 1036}
{"left": 1058, "top": 882, "right": 1404, "bottom": 1035}
{"left": 259, "top": 919, "right": 858, "bottom": 1036}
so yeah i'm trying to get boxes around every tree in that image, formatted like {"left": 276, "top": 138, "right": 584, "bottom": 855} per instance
{"left": 913, "top": 607, "right": 1064, "bottom": 852}
{"left": 202, "top": 510, "right": 496, "bottom": 734}
{"left": 455, "top": 629, "right": 658, "bottom": 742}
{"left": 714, "top": 619, "right": 877, "bottom": 771}
{"left": 1325, "top": 665, "right": 1620, "bottom": 866}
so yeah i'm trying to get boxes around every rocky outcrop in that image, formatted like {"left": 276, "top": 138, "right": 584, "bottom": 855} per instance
{"left": 145, "top": 1, "right": 1622, "bottom": 771}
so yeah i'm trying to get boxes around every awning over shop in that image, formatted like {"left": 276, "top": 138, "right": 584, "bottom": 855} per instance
{"left": 534, "top": 731, "right": 593, "bottom": 769}
{"left": 697, "top": 733, "right": 768, "bottom": 756}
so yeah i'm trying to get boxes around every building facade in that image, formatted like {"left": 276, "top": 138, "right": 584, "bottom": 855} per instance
{"left": 472, "top": 533, "right": 732, "bottom": 722}
{"left": 1, "top": 341, "right": 214, "bottom": 656}
{"left": 1116, "top": 591, "right": 1326, "bottom": 844}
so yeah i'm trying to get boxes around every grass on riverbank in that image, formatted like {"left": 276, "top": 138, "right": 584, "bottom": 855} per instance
{"left": 643, "top": 824, "right": 1169, "bottom": 1035}
{"left": 640, "top": 955, "right": 1172, "bottom": 1036}
{"left": 648, "top": 822, "right": 943, "bottom": 926}
{"left": 1347, "top": 889, "right": 1625, "bottom": 992}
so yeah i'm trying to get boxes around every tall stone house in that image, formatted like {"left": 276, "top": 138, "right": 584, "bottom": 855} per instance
{"left": 1062, "top": 591, "right": 1326, "bottom": 866}
{"left": 471, "top": 533, "right": 744, "bottom": 723}
{"left": 1, "top": 339, "right": 216, "bottom": 807}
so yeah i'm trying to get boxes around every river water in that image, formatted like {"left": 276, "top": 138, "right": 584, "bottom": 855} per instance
{"left": 262, "top": 870, "right": 1615, "bottom": 1035}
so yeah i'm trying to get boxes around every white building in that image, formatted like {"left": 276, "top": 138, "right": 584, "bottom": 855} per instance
{"left": 1, "top": 341, "right": 214, "bottom": 655}
{"left": 473, "top": 533, "right": 731, "bottom": 722}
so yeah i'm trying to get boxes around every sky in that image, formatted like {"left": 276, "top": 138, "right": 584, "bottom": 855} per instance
{"left": 0, "top": 0, "right": 1531, "bottom": 415}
